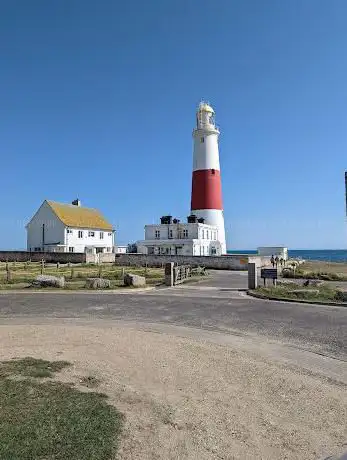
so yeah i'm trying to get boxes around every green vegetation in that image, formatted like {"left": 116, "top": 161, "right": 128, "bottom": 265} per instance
{"left": 0, "top": 357, "right": 123, "bottom": 459}
{"left": 254, "top": 283, "right": 347, "bottom": 304}
{"left": 0, "top": 261, "right": 164, "bottom": 290}
{"left": 0, "top": 357, "right": 70, "bottom": 378}
{"left": 282, "top": 260, "right": 347, "bottom": 281}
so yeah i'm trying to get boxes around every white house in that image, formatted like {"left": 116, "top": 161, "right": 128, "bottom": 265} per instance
{"left": 137, "top": 215, "right": 222, "bottom": 256}
{"left": 26, "top": 199, "right": 114, "bottom": 254}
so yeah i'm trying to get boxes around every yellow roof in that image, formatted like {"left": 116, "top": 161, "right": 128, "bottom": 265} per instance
{"left": 47, "top": 201, "right": 113, "bottom": 230}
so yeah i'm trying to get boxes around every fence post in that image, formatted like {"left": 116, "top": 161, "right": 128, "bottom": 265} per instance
{"left": 41, "top": 259, "right": 45, "bottom": 275}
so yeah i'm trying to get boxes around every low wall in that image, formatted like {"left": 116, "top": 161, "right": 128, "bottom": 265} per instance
{"left": 0, "top": 251, "right": 86, "bottom": 263}
{"left": 105, "top": 253, "right": 270, "bottom": 270}
{"left": 86, "top": 253, "right": 115, "bottom": 264}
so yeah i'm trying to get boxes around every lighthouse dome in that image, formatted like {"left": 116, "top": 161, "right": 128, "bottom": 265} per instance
{"left": 198, "top": 102, "right": 214, "bottom": 114}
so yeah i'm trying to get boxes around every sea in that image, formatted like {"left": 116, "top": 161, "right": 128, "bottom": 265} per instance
{"left": 227, "top": 249, "right": 347, "bottom": 263}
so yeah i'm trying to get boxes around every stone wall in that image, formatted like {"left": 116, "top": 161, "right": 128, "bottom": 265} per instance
{"left": 0, "top": 251, "right": 86, "bottom": 263}
{"left": 105, "top": 253, "right": 270, "bottom": 270}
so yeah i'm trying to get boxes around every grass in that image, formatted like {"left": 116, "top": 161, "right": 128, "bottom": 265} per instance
{"left": 254, "top": 283, "right": 346, "bottom": 304}
{"left": 0, "top": 357, "right": 123, "bottom": 459}
{"left": 0, "top": 262, "right": 165, "bottom": 290}
{"left": 283, "top": 260, "right": 347, "bottom": 281}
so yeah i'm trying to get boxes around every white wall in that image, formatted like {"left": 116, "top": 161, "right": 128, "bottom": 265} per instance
{"left": 192, "top": 131, "right": 220, "bottom": 171}
{"left": 27, "top": 201, "right": 65, "bottom": 251}
{"left": 257, "top": 247, "right": 288, "bottom": 260}
{"left": 144, "top": 223, "right": 218, "bottom": 241}
{"left": 66, "top": 228, "right": 114, "bottom": 253}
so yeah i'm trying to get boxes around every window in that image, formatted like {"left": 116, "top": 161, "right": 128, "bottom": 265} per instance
{"left": 34, "top": 247, "right": 41, "bottom": 252}
{"left": 68, "top": 247, "right": 74, "bottom": 253}
{"left": 211, "top": 169, "right": 215, "bottom": 175}
{"left": 202, "top": 230, "right": 204, "bottom": 239}
{"left": 100, "top": 232, "right": 104, "bottom": 239}
{"left": 200, "top": 137, "right": 204, "bottom": 143}
{"left": 107, "top": 247, "right": 111, "bottom": 252}
{"left": 78, "top": 231, "right": 83, "bottom": 238}
{"left": 206, "top": 230, "right": 209, "bottom": 239}
{"left": 183, "top": 229, "right": 188, "bottom": 238}
{"left": 108, "top": 232, "right": 112, "bottom": 236}
{"left": 67, "top": 229, "right": 73, "bottom": 234}
{"left": 155, "top": 230, "right": 160, "bottom": 239}
{"left": 169, "top": 230, "right": 173, "bottom": 238}
{"left": 88, "top": 231, "right": 95, "bottom": 237}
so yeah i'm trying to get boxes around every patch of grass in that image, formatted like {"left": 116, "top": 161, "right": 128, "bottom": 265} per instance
{"left": 254, "top": 284, "right": 344, "bottom": 303}
{"left": 283, "top": 269, "right": 347, "bottom": 281}
{"left": 0, "top": 358, "right": 123, "bottom": 459}
{"left": 0, "top": 357, "right": 70, "bottom": 378}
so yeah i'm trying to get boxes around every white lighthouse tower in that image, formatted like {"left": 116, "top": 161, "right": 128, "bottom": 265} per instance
{"left": 191, "top": 102, "right": 226, "bottom": 254}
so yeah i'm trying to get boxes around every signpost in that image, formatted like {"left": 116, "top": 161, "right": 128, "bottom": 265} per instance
{"left": 261, "top": 268, "right": 278, "bottom": 286}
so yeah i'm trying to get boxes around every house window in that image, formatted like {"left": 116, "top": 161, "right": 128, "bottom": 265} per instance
{"left": 211, "top": 247, "right": 217, "bottom": 255}
{"left": 67, "top": 229, "right": 73, "bottom": 234}
{"left": 107, "top": 247, "right": 111, "bottom": 252}
{"left": 201, "top": 137, "right": 204, "bottom": 143}
{"left": 78, "top": 231, "right": 83, "bottom": 238}
{"left": 183, "top": 229, "right": 188, "bottom": 238}
{"left": 69, "top": 247, "right": 74, "bottom": 253}
{"left": 202, "top": 230, "right": 204, "bottom": 239}
{"left": 155, "top": 230, "right": 160, "bottom": 239}
{"left": 88, "top": 231, "right": 95, "bottom": 237}
{"left": 100, "top": 232, "right": 104, "bottom": 239}
{"left": 169, "top": 230, "right": 173, "bottom": 238}
{"left": 108, "top": 232, "right": 112, "bottom": 236}
{"left": 206, "top": 230, "right": 209, "bottom": 239}
{"left": 34, "top": 247, "right": 41, "bottom": 252}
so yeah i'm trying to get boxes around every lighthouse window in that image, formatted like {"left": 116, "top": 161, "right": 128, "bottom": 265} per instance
{"left": 211, "top": 169, "right": 215, "bottom": 175}
{"left": 200, "top": 137, "right": 204, "bottom": 143}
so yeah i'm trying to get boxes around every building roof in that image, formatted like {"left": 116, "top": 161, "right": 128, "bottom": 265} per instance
{"left": 47, "top": 200, "right": 113, "bottom": 230}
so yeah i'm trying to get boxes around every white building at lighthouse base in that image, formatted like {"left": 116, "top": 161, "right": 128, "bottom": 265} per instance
{"left": 137, "top": 215, "right": 222, "bottom": 256}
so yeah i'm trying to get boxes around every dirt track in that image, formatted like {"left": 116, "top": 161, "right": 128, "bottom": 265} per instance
{"left": 1, "top": 319, "right": 345, "bottom": 460}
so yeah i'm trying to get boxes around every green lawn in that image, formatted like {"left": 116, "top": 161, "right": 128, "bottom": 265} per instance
{"left": 0, "top": 358, "right": 123, "bottom": 459}
{"left": 254, "top": 283, "right": 346, "bottom": 304}
{"left": 0, "top": 262, "right": 165, "bottom": 290}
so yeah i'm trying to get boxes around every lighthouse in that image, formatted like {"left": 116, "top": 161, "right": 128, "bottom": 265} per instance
{"left": 191, "top": 102, "right": 226, "bottom": 254}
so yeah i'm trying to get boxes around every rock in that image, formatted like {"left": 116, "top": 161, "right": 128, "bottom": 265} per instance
{"left": 85, "top": 278, "right": 111, "bottom": 289}
{"left": 33, "top": 275, "right": 65, "bottom": 288}
{"left": 124, "top": 273, "right": 146, "bottom": 287}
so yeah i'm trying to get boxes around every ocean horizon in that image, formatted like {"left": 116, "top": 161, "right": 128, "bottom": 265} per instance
{"left": 227, "top": 249, "right": 347, "bottom": 263}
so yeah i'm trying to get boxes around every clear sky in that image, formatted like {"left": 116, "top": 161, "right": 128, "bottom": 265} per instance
{"left": 1, "top": 0, "right": 346, "bottom": 249}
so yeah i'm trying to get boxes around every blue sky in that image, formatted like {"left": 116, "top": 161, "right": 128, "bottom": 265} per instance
{"left": 1, "top": 0, "right": 347, "bottom": 249}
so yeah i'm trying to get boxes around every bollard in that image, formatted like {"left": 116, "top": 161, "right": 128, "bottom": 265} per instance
{"left": 248, "top": 262, "right": 258, "bottom": 290}
{"left": 165, "top": 262, "right": 174, "bottom": 287}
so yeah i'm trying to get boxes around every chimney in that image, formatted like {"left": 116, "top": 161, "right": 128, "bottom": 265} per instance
{"left": 72, "top": 199, "right": 81, "bottom": 207}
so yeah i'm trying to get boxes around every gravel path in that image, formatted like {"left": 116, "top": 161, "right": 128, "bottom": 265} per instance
{"left": 0, "top": 319, "right": 346, "bottom": 460}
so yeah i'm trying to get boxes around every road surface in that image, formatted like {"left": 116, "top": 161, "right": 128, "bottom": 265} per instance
{"left": 0, "top": 270, "right": 345, "bottom": 361}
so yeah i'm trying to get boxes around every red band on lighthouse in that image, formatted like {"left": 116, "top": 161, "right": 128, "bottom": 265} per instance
{"left": 191, "top": 169, "right": 223, "bottom": 210}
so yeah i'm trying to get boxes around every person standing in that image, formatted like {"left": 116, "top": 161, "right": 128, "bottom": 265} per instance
{"left": 270, "top": 255, "right": 275, "bottom": 268}
{"left": 275, "top": 256, "right": 279, "bottom": 268}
